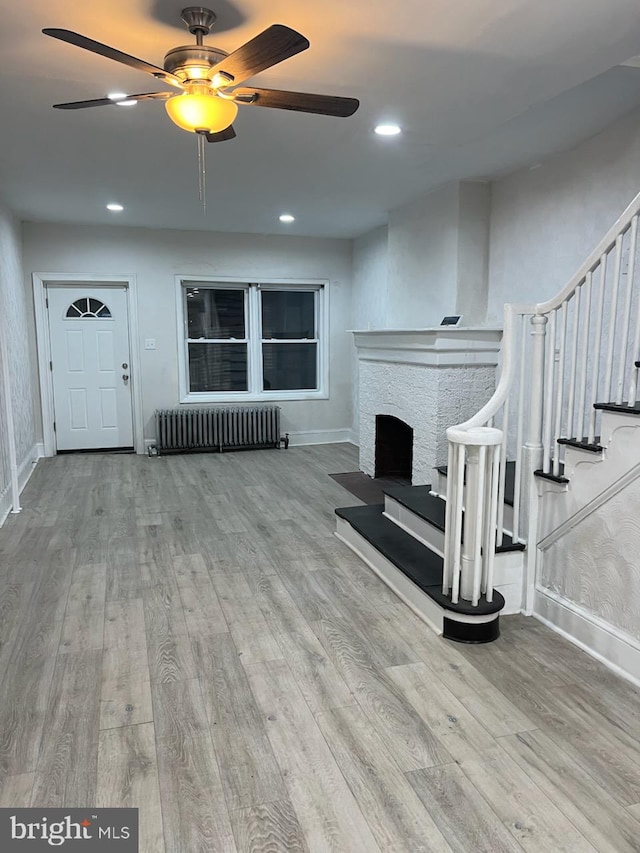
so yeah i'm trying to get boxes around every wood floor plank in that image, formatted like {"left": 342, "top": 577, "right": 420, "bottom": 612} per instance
{"left": 59, "top": 563, "right": 107, "bottom": 653}
{"left": 156, "top": 733, "right": 236, "bottom": 853}
{"left": 0, "top": 773, "right": 34, "bottom": 807}
{"left": 314, "top": 617, "right": 452, "bottom": 771}
{"left": 245, "top": 659, "right": 381, "bottom": 853}
{"left": 316, "top": 704, "right": 453, "bottom": 852}
{"left": 499, "top": 729, "right": 640, "bottom": 853}
{"left": 387, "top": 662, "right": 497, "bottom": 763}
{"left": 230, "top": 800, "right": 309, "bottom": 853}
{"left": 151, "top": 678, "right": 210, "bottom": 740}
{"left": 31, "top": 649, "right": 102, "bottom": 807}
{"left": 143, "top": 583, "right": 197, "bottom": 683}
{"left": 406, "top": 764, "right": 524, "bottom": 853}
{"left": 211, "top": 573, "right": 283, "bottom": 664}
{"left": 380, "top": 603, "right": 536, "bottom": 737}
{"left": 191, "top": 633, "right": 286, "bottom": 811}
{"left": 459, "top": 744, "right": 596, "bottom": 851}
{"left": 175, "top": 556, "right": 228, "bottom": 637}
{"left": 97, "top": 723, "right": 165, "bottom": 853}
{"left": 255, "top": 576, "right": 355, "bottom": 713}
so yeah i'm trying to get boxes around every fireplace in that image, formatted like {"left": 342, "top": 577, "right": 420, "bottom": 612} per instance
{"left": 375, "top": 415, "right": 413, "bottom": 482}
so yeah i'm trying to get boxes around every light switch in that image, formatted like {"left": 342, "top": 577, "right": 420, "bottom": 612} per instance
{"left": 145, "top": 338, "right": 156, "bottom": 350}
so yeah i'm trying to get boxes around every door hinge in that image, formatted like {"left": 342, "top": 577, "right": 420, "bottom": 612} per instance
{"left": 53, "top": 421, "right": 56, "bottom": 433}
{"left": 49, "top": 360, "right": 53, "bottom": 371}
{"left": 45, "top": 297, "right": 49, "bottom": 308}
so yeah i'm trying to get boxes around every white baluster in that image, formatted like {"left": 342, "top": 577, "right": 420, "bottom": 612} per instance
{"left": 553, "top": 304, "right": 567, "bottom": 478}
{"left": 566, "top": 285, "right": 582, "bottom": 438}
{"left": 588, "top": 255, "right": 608, "bottom": 444}
{"left": 484, "top": 443, "right": 501, "bottom": 603}
{"left": 576, "top": 272, "right": 592, "bottom": 440}
{"left": 451, "top": 443, "right": 465, "bottom": 605}
{"left": 618, "top": 216, "right": 639, "bottom": 403}
{"left": 542, "top": 309, "right": 556, "bottom": 472}
{"left": 511, "top": 316, "right": 527, "bottom": 542}
{"left": 603, "top": 234, "right": 623, "bottom": 402}
{"left": 442, "top": 441, "right": 455, "bottom": 595}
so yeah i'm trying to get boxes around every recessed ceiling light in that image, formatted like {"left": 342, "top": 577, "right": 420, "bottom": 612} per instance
{"left": 374, "top": 124, "right": 402, "bottom": 136}
{"left": 106, "top": 203, "right": 124, "bottom": 212}
{"left": 108, "top": 92, "right": 128, "bottom": 101}
{"left": 279, "top": 214, "right": 295, "bottom": 223}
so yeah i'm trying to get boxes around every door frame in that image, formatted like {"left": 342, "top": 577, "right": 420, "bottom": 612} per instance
{"left": 32, "top": 273, "right": 144, "bottom": 456}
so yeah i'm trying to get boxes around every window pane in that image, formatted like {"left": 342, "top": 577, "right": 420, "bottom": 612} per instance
{"left": 262, "top": 343, "right": 317, "bottom": 390}
{"left": 187, "top": 288, "right": 245, "bottom": 339}
{"left": 188, "top": 343, "right": 247, "bottom": 392}
{"left": 261, "top": 290, "right": 315, "bottom": 339}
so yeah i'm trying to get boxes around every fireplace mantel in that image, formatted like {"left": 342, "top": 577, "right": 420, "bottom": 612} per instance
{"left": 353, "top": 327, "right": 503, "bottom": 484}
{"left": 351, "top": 327, "right": 503, "bottom": 367}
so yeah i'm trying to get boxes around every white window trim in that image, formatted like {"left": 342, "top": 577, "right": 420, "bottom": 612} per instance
{"left": 175, "top": 275, "right": 329, "bottom": 403}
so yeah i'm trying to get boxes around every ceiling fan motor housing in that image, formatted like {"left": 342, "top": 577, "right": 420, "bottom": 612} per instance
{"left": 163, "top": 45, "right": 229, "bottom": 81}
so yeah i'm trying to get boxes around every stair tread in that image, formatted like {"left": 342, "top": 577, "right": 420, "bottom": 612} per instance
{"left": 557, "top": 436, "right": 603, "bottom": 452}
{"left": 383, "top": 485, "right": 525, "bottom": 552}
{"left": 437, "top": 460, "right": 516, "bottom": 507}
{"left": 594, "top": 401, "right": 640, "bottom": 415}
{"left": 534, "top": 467, "right": 569, "bottom": 484}
{"left": 335, "top": 504, "right": 504, "bottom": 615}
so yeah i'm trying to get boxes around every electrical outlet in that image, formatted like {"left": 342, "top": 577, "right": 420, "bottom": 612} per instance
{"left": 145, "top": 339, "right": 156, "bottom": 350}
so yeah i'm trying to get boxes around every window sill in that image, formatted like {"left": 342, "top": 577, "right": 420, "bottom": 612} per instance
{"left": 180, "top": 391, "right": 329, "bottom": 404}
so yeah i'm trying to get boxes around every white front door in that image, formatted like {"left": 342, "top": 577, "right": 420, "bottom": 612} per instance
{"left": 47, "top": 285, "right": 134, "bottom": 450}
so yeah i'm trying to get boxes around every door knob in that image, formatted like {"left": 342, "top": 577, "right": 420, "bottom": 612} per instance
{"left": 122, "top": 374, "right": 129, "bottom": 381}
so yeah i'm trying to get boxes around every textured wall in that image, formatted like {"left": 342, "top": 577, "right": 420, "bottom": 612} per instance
{"left": 540, "top": 475, "right": 640, "bottom": 640}
{"left": 358, "top": 361, "right": 495, "bottom": 484}
{"left": 0, "top": 201, "right": 37, "bottom": 505}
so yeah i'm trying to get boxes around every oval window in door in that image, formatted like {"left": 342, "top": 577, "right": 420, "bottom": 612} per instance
{"left": 65, "top": 298, "right": 112, "bottom": 319}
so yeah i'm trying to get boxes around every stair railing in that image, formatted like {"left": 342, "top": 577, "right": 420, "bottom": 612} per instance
{"left": 443, "top": 189, "right": 640, "bottom": 607}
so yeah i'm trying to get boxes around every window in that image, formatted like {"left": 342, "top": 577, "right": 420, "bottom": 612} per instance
{"left": 66, "top": 297, "right": 111, "bottom": 318}
{"left": 178, "top": 279, "right": 327, "bottom": 402}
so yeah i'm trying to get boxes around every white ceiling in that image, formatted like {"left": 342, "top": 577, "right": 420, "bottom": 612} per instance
{"left": 3, "top": 0, "right": 640, "bottom": 238}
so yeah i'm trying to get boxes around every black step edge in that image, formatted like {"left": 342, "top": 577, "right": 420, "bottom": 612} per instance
{"left": 556, "top": 436, "right": 603, "bottom": 453}
{"left": 594, "top": 401, "right": 640, "bottom": 415}
{"left": 437, "top": 460, "right": 516, "bottom": 508}
{"left": 534, "top": 469, "right": 569, "bottom": 484}
{"left": 383, "top": 485, "right": 525, "bottom": 552}
{"left": 336, "top": 504, "right": 504, "bottom": 616}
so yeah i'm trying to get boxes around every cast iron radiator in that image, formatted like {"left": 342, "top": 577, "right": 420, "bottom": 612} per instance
{"left": 153, "top": 406, "right": 282, "bottom": 454}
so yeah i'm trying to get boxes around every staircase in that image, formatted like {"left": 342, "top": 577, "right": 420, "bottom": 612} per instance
{"left": 337, "top": 190, "right": 640, "bottom": 662}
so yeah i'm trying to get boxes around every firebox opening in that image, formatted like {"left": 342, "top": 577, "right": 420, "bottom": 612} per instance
{"left": 375, "top": 415, "right": 413, "bottom": 482}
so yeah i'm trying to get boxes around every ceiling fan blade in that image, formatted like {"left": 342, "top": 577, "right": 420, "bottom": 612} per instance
{"left": 52, "top": 92, "right": 174, "bottom": 110}
{"left": 214, "top": 25, "right": 309, "bottom": 85}
{"left": 233, "top": 87, "right": 359, "bottom": 117}
{"left": 205, "top": 126, "right": 237, "bottom": 143}
{"left": 42, "top": 28, "right": 182, "bottom": 88}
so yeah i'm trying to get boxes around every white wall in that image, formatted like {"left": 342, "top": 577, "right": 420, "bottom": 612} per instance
{"left": 387, "top": 183, "right": 460, "bottom": 328}
{"left": 22, "top": 223, "right": 353, "bottom": 446}
{"left": 0, "top": 200, "right": 38, "bottom": 519}
{"left": 487, "top": 104, "right": 640, "bottom": 321}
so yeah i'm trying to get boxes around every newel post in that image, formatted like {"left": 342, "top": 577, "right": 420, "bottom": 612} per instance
{"left": 522, "top": 313, "right": 548, "bottom": 612}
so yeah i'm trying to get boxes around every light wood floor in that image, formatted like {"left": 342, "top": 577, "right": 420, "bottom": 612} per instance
{"left": 1, "top": 444, "right": 640, "bottom": 851}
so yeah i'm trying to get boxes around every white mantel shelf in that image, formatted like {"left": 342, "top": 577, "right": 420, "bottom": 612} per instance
{"left": 351, "top": 327, "right": 503, "bottom": 367}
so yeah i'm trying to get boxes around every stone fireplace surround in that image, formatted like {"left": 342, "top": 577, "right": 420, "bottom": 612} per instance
{"left": 353, "top": 328, "right": 503, "bottom": 486}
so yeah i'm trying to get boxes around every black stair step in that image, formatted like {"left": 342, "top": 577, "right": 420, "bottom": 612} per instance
{"left": 594, "top": 401, "right": 640, "bottom": 415}
{"left": 534, "top": 465, "right": 568, "bottom": 484}
{"left": 335, "top": 504, "right": 504, "bottom": 616}
{"left": 437, "top": 460, "right": 516, "bottom": 507}
{"left": 557, "top": 436, "right": 603, "bottom": 452}
{"left": 383, "top": 485, "right": 525, "bottom": 552}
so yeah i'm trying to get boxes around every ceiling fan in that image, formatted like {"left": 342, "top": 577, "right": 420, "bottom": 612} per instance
{"left": 43, "top": 6, "right": 360, "bottom": 143}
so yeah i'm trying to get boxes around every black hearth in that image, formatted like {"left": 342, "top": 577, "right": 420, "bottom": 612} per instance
{"left": 375, "top": 415, "right": 413, "bottom": 482}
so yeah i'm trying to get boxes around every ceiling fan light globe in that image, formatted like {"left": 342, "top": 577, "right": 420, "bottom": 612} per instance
{"left": 165, "top": 92, "right": 238, "bottom": 133}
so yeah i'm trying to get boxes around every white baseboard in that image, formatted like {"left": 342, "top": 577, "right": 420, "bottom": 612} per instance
{"left": 287, "top": 428, "right": 353, "bottom": 447}
{"left": 0, "top": 443, "right": 40, "bottom": 526}
{"left": 534, "top": 587, "right": 640, "bottom": 689}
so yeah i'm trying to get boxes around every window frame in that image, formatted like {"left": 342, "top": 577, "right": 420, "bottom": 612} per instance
{"left": 176, "top": 275, "right": 329, "bottom": 403}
